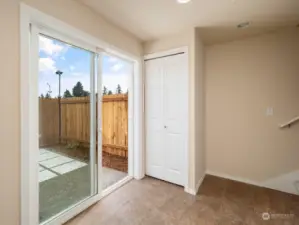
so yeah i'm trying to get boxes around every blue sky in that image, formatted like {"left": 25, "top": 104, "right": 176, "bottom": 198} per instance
{"left": 39, "top": 35, "right": 132, "bottom": 97}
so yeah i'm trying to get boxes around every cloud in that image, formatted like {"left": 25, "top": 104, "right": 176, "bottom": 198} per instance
{"left": 39, "top": 57, "right": 56, "bottom": 74}
{"left": 69, "top": 65, "right": 75, "bottom": 71}
{"left": 111, "top": 63, "right": 124, "bottom": 72}
{"left": 71, "top": 72, "right": 86, "bottom": 77}
{"left": 108, "top": 56, "right": 118, "bottom": 63}
{"left": 39, "top": 36, "right": 66, "bottom": 56}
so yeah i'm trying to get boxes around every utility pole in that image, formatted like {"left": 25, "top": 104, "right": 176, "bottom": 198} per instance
{"left": 56, "top": 70, "right": 63, "bottom": 144}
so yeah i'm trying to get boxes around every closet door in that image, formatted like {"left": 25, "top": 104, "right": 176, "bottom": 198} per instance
{"left": 145, "top": 52, "right": 188, "bottom": 186}
{"left": 145, "top": 58, "right": 165, "bottom": 180}
{"left": 163, "top": 53, "right": 188, "bottom": 186}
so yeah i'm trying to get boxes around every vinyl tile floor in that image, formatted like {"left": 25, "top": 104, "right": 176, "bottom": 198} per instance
{"left": 65, "top": 175, "right": 299, "bottom": 225}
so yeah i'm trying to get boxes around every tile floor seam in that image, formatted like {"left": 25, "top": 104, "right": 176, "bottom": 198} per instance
{"left": 39, "top": 155, "right": 61, "bottom": 162}
{"left": 49, "top": 149, "right": 87, "bottom": 164}
{"left": 40, "top": 158, "right": 75, "bottom": 169}
{"left": 50, "top": 159, "right": 83, "bottom": 169}
{"left": 39, "top": 163, "right": 61, "bottom": 176}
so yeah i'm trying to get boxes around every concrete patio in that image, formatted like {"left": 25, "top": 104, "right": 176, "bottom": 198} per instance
{"left": 39, "top": 148, "right": 127, "bottom": 222}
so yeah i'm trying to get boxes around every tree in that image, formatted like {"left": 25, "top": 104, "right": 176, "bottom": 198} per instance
{"left": 72, "top": 82, "right": 84, "bottom": 97}
{"left": 45, "top": 93, "right": 51, "bottom": 99}
{"left": 40, "top": 94, "right": 45, "bottom": 99}
{"left": 108, "top": 90, "right": 113, "bottom": 95}
{"left": 82, "top": 90, "right": 90, "bottom": 97}
{"left": 116, "top": 84, "right": 122, "bottom": 94}
{"left": 72, "top": 82, "right": 91, "bottom": 97}
{"left": 63, "top": 89, "right": 72, "bottom": 98}
{"left": 103, "top": 86, "right": 108, "bottom": 95}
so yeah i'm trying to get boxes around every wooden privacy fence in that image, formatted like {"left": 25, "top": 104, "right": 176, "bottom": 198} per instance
{"left": 39, "top": 94, "right": 128, "bottom": 158}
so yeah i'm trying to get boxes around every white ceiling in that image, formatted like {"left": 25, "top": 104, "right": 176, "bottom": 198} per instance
{"left": 77, "top": 0, "right": 299, "bottom": 44}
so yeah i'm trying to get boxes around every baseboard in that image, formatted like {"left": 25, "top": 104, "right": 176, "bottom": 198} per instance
{"left": 184, "top": 187, "right": 197, "bottom": 195}
{"left": 206, "top": 170, "right": 261, "bottom": 187}
{"left": 184, "top": 175, "right": 205, "bottom": 196}
{"left": 185, "top": 170, "right": 292, "bottom": 196}
{"left": 195, "top": 175, "right": 205, "bottom": 194}
{"left": 102, "top": 175, "right": 133, "bottom": 197}
{"left": 185, "top": 171, "right": 261, "bottom": 196}
{"left": 134, "top": 174, "right": 145, "bottom": 180}
{"left": 205, "top": 170, "right": 299, "bottom": 195}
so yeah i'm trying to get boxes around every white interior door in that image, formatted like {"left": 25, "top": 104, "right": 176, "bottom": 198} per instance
{"left": 145, "top": 52, "right": 188, "bottom": 186}
{"left": 145, "top": 57, "right": 164, "bottom": 180}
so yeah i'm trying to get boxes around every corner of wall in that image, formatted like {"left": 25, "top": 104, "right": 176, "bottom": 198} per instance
{"left": 193, "top": 27, "right": 206, "bottom": 194}
{"left": 204, "top": 28, "right": 299, "bottom": 196}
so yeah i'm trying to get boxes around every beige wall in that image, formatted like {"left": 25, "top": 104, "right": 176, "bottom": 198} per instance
{"left": 143, "top": 31, "right": 191, "bottom": 54}
{"left": 205, "top": 28, "right": 299, "bottom": 190}
{"left": 23, "top": 0, "right": 142, "bottom": 56}
{"left": 0, "top": 2, "right": 20, "bottom": 225}
{"left": 0, "top": 0, "right": 142, "bottom": 224}
{"left": 194, "top": 29, "right": 206, "bottom": 186}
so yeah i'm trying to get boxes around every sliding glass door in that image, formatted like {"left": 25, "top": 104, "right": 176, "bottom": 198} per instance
{"left": 27, "top": 21, "right": 134, "bottom": 224}
{"left": 37, "top": 32, "right": 99, "bottom": 223}
{"left": 100, "top": 53, "right": 133, "bottom": 190}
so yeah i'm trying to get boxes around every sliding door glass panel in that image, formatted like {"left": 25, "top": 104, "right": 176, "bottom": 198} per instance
{"left": 101, "top": 53, "right": 133, "bottom": 189}
{"left": 38, "top": 34, "right": 97, "bottom": 223}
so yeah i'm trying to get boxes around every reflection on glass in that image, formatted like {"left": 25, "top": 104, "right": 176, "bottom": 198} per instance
{"left": 38, "top": 35, "right": 96, "bottom": 223}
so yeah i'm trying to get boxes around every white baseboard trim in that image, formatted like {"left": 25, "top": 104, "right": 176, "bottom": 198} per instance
{"left": 206, "top": 170, "right": 261, "bottom": 187}
{"left": 195, "top": 175, "right": 205, "bottom": 194}
{"left": 184, "top": 187, "right": 197, "bottom": 195}
{"left": 185, "top": 170, "right": 299, "bottom": 196}
{"left": 134, "top": 174, "right": 145, "bottom": 180}
{"left": 102, "top": 175, "right": 133, "bottom": 197}
{"left": 205, "top": 170, "right": 299, "bottom": 195}
{"left": 184, "top": 175, "right": 206, "bottom": 196}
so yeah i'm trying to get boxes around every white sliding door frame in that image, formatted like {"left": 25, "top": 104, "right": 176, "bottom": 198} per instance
{"left": 90, "top": 52, "right": 97, "bottom": 196}
{"left": 20, "top": 3, "right": 144, "bottom": 225}
{"left": 28, "top": 24, "right": 101, "bottom": 225}
{"left": 144, "top": 46, "right": 190, "bottom": 192}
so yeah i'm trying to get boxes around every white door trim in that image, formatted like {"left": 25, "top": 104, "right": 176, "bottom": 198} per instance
{"left": 144, "top": 46, "right": 189, "bottom": 191}
{"left": 20, "top": 3, "right": 144, "bottom": 225}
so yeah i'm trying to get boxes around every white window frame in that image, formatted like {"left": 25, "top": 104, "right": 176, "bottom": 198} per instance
{"left": 20, "top": 3, "right": 144, "bottom": 225}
